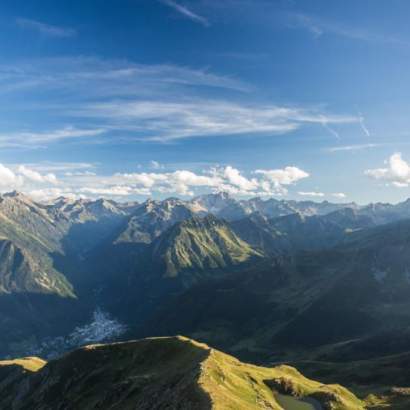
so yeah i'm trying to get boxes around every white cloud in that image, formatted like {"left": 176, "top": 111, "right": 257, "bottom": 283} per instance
{"left": 18, "top": 166, "right": 58, "bottom": 184}
{"left": 221, "top": 166, "right": 258, "bottom": 191}
{"left": 0, "top": 161, "right": 311, "bottom": 200}
{"left": 114, "top": 172, "right": 169, "bottom": 188}
{"left": 255, "top": 167, "right": 309, "bottom": 195}
{"left": 0, "top": 164, "right": 22, "bottom": 188}
{"left": 332, "top": 192, "right": 346, "bottom": 199}
{"left": 78, "top": 186, "right": 135, "bottom": 196}
{"left": 298, "top": 191, "right": 325, "bottom": 197}
{"left": 111, "top": 164, "right": 310, "bottom": 198}
{"left": 16, "top": 18, "right": 76, "bottom": 38}
{"left": 28, "top": 188, "right": 83, "bottom": 202}
{"left": 17, "top": 162, "right": 96, "bottom": 173}
{"left": 0, "top": 163, "right": 57, "bottom": 189}
{"left": 0, "top": 163, "right": 58, "bottom": 192}
{"left": 365, "top": 152, "right": 410, "bottom": 187}
{"left": 160, "top": 0, "right": 209, "bottom": 27}
{"left": 113, "top": 169, "right": 219, "bottom": 197}
{"left": 297, "top": 191, "right": 347, "bottom": 199}
{"left": 65, "top": 171, "right": 97, "bottom": 177}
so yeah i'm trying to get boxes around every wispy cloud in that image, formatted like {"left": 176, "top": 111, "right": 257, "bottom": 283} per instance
{"left": 327, "top": 143, "right": 379, "bottom": 153}
{"left": 0, "top": 56, "right": 359, "bottom": 146}
{"left": 320, "top": 116, "right": 340, "bottom": 139}
{"left": 160, "top": 0, "right": 209, "bottom": 27}
{"left": 358, "top": 114, "right": 371, "bottom": 137}
{"left": 286, "top": 12, "right": 408, "bottom": 46}
{"left": 150, "top": 160, "right": 164, "bottom": 170}
{"left": 298, "top": 191, "right": 347, "bottom": 199}
{"left": 0, "top": 57, "right": 248, "bottom": 95}
{"left": 16, "top": 18, "right": 76, "bottom": 38}
{"left": 0, "top": 127, "right": 106, "bottom": 148}
{"left": 298, "top": 191, "right": 324, "bottom": 197}
{"left": 80, "top": 100, "right": 358, "bottom": 142}
{"left": 17, "top": 162, "right": 96, "bottom": 173}
{"left": 288, "top": 14, "right": 323, "bottom": 38}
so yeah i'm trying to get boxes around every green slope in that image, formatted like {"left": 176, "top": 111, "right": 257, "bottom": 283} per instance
{"left": 0, "top": 239, "right": 73, "bottom": 297}
{"left": 0, "top": 336, "right": 364, "bottom": 410}
{"left": 151, "top": 215, "right": 263, "bottom": 279}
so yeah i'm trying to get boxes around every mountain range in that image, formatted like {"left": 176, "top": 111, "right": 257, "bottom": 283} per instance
{"left": 3, "top": 191, "right": 410, "bottom": 407}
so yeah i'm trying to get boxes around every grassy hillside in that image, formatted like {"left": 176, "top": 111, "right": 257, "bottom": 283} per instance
{"left": 0, "top": 239, "right": 74, "bottom": 297}
{"left": 0, "top": 336, "right": 365, "bottom": 410}
{"left": 151, "top": 215, "right": 263, "bottom": 279}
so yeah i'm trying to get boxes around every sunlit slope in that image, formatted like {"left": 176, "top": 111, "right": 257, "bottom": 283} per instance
{"left": 0, "top": 239, "right": 74, "bottom": 297}
{"left": 0, "top": 356, "right": 46, "bottom": 372}
{"left": 0, "top": 336, "right": 364, "bottom": 410}
{"left": 152, "top": 215, "right": 263, "bottom": 278}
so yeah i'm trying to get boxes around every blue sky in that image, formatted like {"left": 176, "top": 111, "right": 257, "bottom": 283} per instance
{"left": 1, "top": 0, "right": 410, "bottom": 203}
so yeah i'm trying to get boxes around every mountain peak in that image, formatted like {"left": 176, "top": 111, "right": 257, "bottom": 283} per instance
{"left": 3, "top": 191, "right": 33, "bottom": 202}
{"left": 194, "top": 191, "right": 231, "bottom": 201}
{"left": 180, "top": 213, "right": 223, "bottom": 228}
{"left": 214, "top": 191, "right": 231, "bottom": 199}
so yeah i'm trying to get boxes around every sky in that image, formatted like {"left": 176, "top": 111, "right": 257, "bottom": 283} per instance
{"left": 1, "top": 0, "right": 410, "bottom": 203}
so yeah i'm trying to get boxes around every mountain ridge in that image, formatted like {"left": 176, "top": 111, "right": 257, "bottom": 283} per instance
{"left": 0, "top": 336, "right": 366, "bottom": 410}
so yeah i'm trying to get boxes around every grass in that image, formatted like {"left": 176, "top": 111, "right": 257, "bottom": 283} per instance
{"left": 0, "top": 336, "right": 366, "bottom": 409}
{"left": 291, "top": 352, "right": 410, "bottom": 409}
{"left": 160, "top": 217, "right": 262, "bottom": 277}
{"left": 0, "top": 356, "right": 46, "bottom": 372}
{"left": 200, "top": 348, "right": 364, "bottom": 410}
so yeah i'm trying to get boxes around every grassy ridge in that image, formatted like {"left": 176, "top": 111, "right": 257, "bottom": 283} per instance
{"left": 0, "top": 336, "right": 365, "bottom": 409}
{"left": 0, "top": 357, "right": 46, "bottom": 372}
